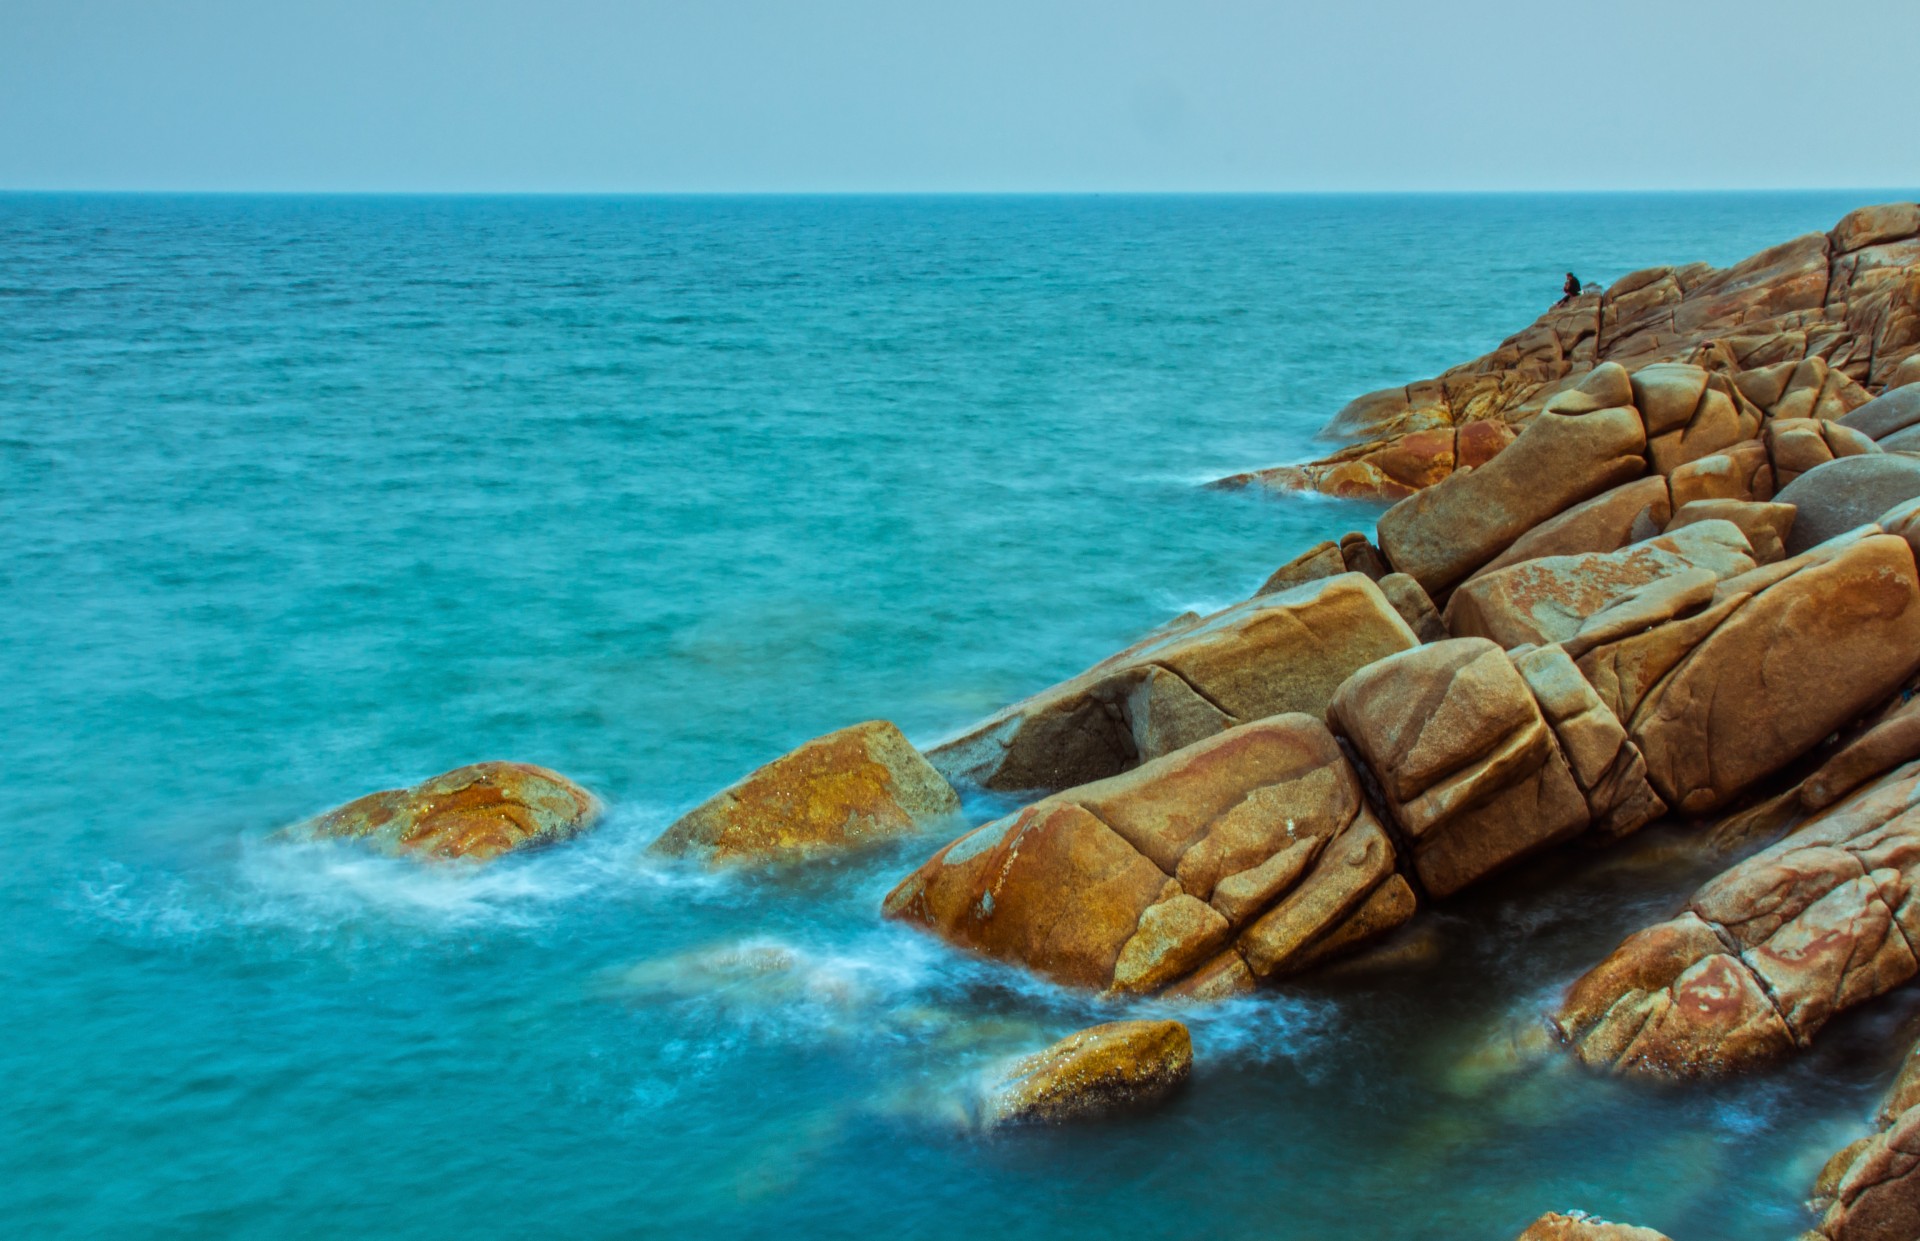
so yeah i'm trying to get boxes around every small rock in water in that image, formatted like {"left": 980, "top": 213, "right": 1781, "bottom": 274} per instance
{"left": 1514, "top": 1211, "right": 1672, "bottom": 1241}
{"left": 981, "top": 1019, "right": 1192, "bottom": 1126}
{"left": 649, "top": 720, "right": 959, "bottom": 866}
{"left": 289, "top": 761, "right": 601, "bottom": 864}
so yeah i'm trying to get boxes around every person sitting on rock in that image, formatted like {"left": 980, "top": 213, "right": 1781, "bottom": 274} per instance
{"left": 1559, "top": 271, "right": 1583, "bottom": 305}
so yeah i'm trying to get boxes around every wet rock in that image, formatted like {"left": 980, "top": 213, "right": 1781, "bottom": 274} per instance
{"left": 1811, "top": 1031, "right": 1920, "bottom": 1241}
{"left": 650, "top": 720, "right": 959, "bottom": 866}
{"left": 1776, "top": 456, "right": 1920, "bottom": 556}
{"left": 1556, "top": 760, "right": 1920, "bottom": 1076}
{"left": 928, "top": 574, "right": 1418, "bottom": 794}
{"left": 1216, "top": 422, "right": 1516, "bottom": 503}
{"left": 1378, "top": 398, "right": 1650, "bottom": 596}
{"left": 1444, "top": 521, "right": 1757, "bottom": 651}
{"left": 293, "top": 761, "right": 602, "bottom": 864}
{"left": 1514, "top": 1212, "right": 1672, "bottom": 1241}
{"left": 886, "top": 714, "right": 1415, "bottom": 993}
{"left": 1328, "top": 638, "right": 1590, "bottom": 898}
{"left": 980, "top": 1020, "right": 1192, "bottom": 1125}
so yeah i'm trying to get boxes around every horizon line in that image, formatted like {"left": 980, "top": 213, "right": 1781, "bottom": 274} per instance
{"left": 2, "top": 185, "right": 1917, "bottom": 199}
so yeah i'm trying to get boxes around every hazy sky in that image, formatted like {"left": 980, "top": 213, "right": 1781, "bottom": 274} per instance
{"left": 4, "top": 0, "right": 1915, "bottom": 192}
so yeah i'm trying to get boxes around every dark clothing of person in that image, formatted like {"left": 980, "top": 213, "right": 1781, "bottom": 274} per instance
{"left": 1558, "top": 272, "right": 1583, "bottom": 305}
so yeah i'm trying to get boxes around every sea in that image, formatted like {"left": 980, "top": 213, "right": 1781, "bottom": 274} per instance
{"left": 4, "top": 191, "right": 1913, "bottom": 1239}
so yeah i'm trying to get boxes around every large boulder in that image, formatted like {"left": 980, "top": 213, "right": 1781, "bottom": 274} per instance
{"left": 1328, "top": 638, "right": 1591, "bottom": 898}
{"left": 293, "top": 761, "right": 602, "bottom": 864}
{"left": 1555, "top": 760, "right": 1920, "bottom": 1076}
{"left": 928, "top": 574, "right": 1418, "bottom": 793}
{"left": 1444, "top": 520, "right": 1757, "bottom": 650}
{"left": 1776, "top": 456, "right": 1920, "bottom": 555}
{"left": 980, "top": 1020, "right": 1192, "bottom": 1125}
{"left": 1817, "top": 1107, "right": 1920, "bottom": 1241}
{"left": 1579, "top": 531, "right": 1920, "bottom": 813}
{"left": 649, "top": 721, "right": 959, "bottom": 866}
{"left": 885, "top": 714, "right": 1415, "bottom": 994}
{"left": 1375, "top": 367, "right": 1649, "bottom": 595}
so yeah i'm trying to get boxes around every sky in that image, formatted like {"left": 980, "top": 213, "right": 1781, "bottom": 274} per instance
{"left": 3, "top": 0, "right": 1915, "bottom": 193}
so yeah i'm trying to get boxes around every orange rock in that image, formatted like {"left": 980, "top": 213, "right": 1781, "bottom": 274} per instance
{"left": 1444, "top": 521, "right": 1756, "bottom": 651}
{"left": 1377, "top": 381, "right": 1649, "bottom": 595}
{"left": 1662, "top": 498, "right": 1794, "bottom": 564}
{"left": 885, "top": 715, "right": 1416, "bottom": 993}
{"left": 1329, "top": 638, "right": 1590, "bottom": 897}
{"left": 649, "top": 720, "right": 959, "bottom": 866}
{"left": 1624, "top": 533, "right": 1920, "bottom": 812}
{"left": 295, "top": 761, "right": 601, "bottom": 864}
{"left": 929, "top": 574, "right": 1417, "bottom": 793}
{"left": 1467, "top": 476, "right": 1672, "bottom": 583}
{"left": 1514, "top": 1211, "right": 1673, "bottom": 1241}
{"left": 981, "top": 1020, "right": 1192, "bottom": 1125}
{"left": 1557, "top": 760, "right": 1920, "bottom": 1077}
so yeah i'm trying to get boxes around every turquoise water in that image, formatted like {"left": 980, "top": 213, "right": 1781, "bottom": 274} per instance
{"left": 6, "top": 192, "right": 1916, "bottom": 1239}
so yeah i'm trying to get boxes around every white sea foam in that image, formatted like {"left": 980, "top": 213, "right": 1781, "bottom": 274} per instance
{"left": 71, "top": 799, "right": 736, "bottom": 943}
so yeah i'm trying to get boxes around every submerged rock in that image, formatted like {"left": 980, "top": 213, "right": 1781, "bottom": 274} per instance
{"left": 886, "top": 714, "right": 1414, "bottom": 994}
{"left": 292, "top": 761, "right": 602, "bottom": 864}
{"left": 927, "top": 573, "right": 1417, "bottom": 794}
{"left": 649, "top": 720, "right": 959, "bottom": 866}
{"left": 980, "top": 1020, "right": 1191, "bottom": 1125}
{"left": 1514, "top": 1212, "right": 1672, "bottom": 1241}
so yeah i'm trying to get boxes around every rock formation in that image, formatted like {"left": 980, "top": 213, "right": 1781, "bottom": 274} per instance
{"left": 1217, "top": 202, "right": 1919, "bottom": 503}
{"left": 1809, "top": 1035, "right": 1920, "bottom": 1241}
{"left": 1555, "top": 759, "right": 1920, "bottom": 1077}
{"left": 649, "top": 720, "right": 960, "bottom": 866}
{"left": 292, "top": 761, "right": 602, "bottom": 864}
{"left": 886, "top": 714, "right": 1414, "bottom": 995}
{"left": 927, "top": 573, "right": 1418, "bottom": 794}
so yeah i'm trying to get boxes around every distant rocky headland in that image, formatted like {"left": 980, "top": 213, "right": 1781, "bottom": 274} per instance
{"left": 287, "top": 203, "right": 1920, "bottom": 1241}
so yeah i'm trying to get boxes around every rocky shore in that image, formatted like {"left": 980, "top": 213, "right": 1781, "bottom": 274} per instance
{"left": 295, "top": 203, "right": 1920, "bottom": 1238}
